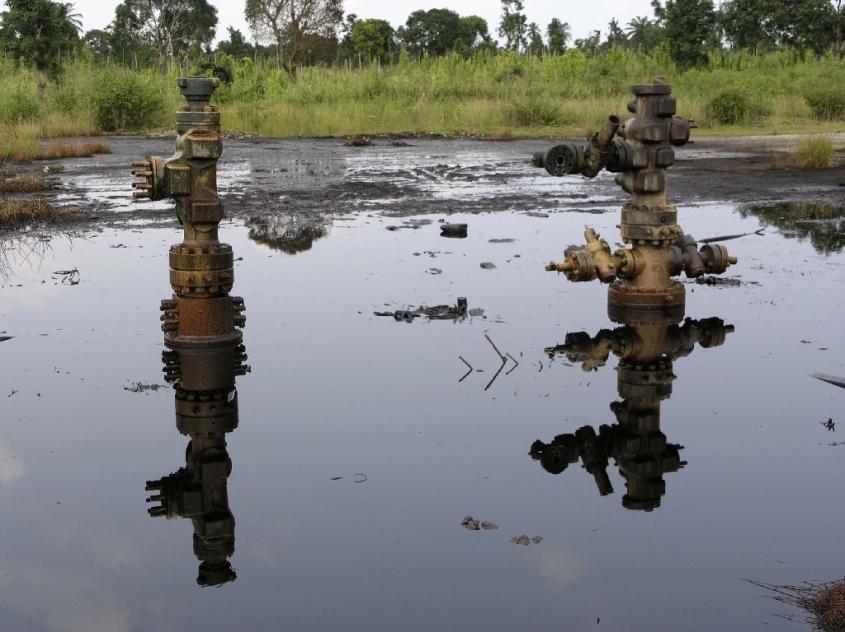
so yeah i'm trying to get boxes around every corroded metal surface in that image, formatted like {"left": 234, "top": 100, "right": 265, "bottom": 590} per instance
{"left": 534, "top": 312, "right": 734, "bottom": 511}
{"left": 536, "top": 80, "right": 738, "bottom": 312}
{"left": 132, "top": 77, "right": 245, "bottom": 346}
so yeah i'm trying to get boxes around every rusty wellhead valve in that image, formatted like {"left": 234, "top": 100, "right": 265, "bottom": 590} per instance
{"left": 533, "top": 80, "right": 737, "bottom": 318}
{"left": 132, "top": 77, "right": 245, "bottom": 347}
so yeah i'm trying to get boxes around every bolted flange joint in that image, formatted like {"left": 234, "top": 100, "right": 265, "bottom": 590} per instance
{"left": 546, "top": 228, "right": 622, "bottom": 283}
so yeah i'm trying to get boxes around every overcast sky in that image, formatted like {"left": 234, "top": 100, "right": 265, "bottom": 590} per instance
{"left": 6, "top": 0, "right": 658, "bottom": 43}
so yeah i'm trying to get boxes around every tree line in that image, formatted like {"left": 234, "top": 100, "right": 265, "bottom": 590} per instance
{"left": 2, "top": 0, "right": 845, "bottom": 77}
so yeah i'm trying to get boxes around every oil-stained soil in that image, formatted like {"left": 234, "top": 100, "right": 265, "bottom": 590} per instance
{"left": 30, "top": 133, "right": 845, "bottom": 232}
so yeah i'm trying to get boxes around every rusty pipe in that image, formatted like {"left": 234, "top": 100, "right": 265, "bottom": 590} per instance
{"left": 597, "top": 115, "right": 621, "bottom": 147}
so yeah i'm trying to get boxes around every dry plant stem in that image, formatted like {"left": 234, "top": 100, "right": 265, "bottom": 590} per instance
{"left": 0, "top": 198, "right": 81, "bottom": 227}
{"left": 0, "top": 171, "right": 54, "bottom": 193}
{"left": 505, "top": 353, "right": 520, "bottom": 376}
{"left": 484, "top": 359, "right": 508, "bottom": 392}
{"left": 485, "top": 334, "right": 506, "bottom": 362}
{"left": 458, "top": 355, "right": 474, "bottom": 383}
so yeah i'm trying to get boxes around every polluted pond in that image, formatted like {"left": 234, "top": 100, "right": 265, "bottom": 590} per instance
{"left": 1, "top": 82, "right": 845, "bottom": 630}
{"left": 2, "top": 202, "right": 844, "bottom": 630}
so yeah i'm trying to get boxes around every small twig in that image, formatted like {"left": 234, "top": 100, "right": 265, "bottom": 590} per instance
{"left": 505, "top": 353, "right": 520, "bottom": 376}
{"left": 484, "top": 334, "right": 506, "bottom": 362}
{"left": 485, "top": 359, "right": 508, "bottom": 391}
{"left": 537, "top": 361, "right": 543, "bottom": 373}
{"left": 699, "top": 228, "right": 764, "bottom": 244}
{"left": 458, "top": 355, "right": 474, "bottom": 383}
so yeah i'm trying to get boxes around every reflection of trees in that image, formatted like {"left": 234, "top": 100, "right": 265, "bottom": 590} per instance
{"left": 247, "top": 212, "right": 331, "bottom": 255}
{"left": 0, "top": 231, "right": 82, "bottom": 283}
{"left": 738, "top": 202, "right": 844, "bottom": 255}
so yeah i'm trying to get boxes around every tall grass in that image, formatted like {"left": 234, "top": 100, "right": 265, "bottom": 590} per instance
{"left": 793, "top": 135, "right": 835, "bottom": 168}
{"left": 2, "top": 49, "right": 845, "bottom": 153}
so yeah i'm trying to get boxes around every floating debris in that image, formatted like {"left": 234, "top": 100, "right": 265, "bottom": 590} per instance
{"left": 461, "top": 516, "right": 480, "bottom": 531}
{"left": 345, "top": 135, "right": 372, "bottom": 147}
{"left": 52, "top": 269, "right": 79, "bottom": 285}
{"left": 375, "top": 297, "right": 469, "bottom": 322}
{"left": 440, "top": 223, "right": 468, "bottom": 238}
{"left": 123, "top": 382, "right": 166, "bottom": 394}
{"left": 460, "top": 516, "right": 498, "bottom": 531}
{"left": 480, "top": 262, "right": 497, "bottom": 270}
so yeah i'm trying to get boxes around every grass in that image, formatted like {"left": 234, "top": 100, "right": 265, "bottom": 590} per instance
{"left": 2, "top": 50, "right": 845, "bottom": 147}
{"left": 792, "top": 135, "right": 835, "bottom": 168}
{"left": 0, "top": 197, "right": 81, "bottom": 227}
{"left": 31, "top": 141, "right": 112, "bottom": 161}
{"left": 0, "top": 172, "right": 54, "bottom": 193}
{"left": 747, "top": 578, "right": 845, "bottom": 631}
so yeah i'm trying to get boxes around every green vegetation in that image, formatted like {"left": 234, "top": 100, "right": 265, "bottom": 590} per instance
{"left": 0, "top": 0, "right": 845, "bottom": 152}
{"left": 793, "top": 135, "right": 836, "bottom": 168}
{"left": 4, "top": 50, "right": 845, "bottom": 153}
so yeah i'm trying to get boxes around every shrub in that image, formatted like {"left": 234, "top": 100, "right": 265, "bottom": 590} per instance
{"left": 0, "top": 81, "right": 40, "bottom": 123}
{"left": 92, "top": 68, "right": 166, "bottom": 133}
{"left": 705, "top": 88, "right": 768, "bottom": 125}
{"left": 803, "top": 85, "right": 845, "bottom": 120}
{"left": 505, "top": 98, "right": 573, "bottom": 127}
{"left": 793, "top": 136, "right": 835, "bottom": 169}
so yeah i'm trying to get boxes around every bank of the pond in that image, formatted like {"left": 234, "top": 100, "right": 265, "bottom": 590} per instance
{"left": 4, "top": 51, "right": 845, "bottom": 158}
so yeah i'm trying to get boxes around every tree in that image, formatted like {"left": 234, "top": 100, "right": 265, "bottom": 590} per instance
{"left": 107, "top": 1, "right": 154, "bottom": 63}
{"left": 603, "top": 18, "right": 627, "bottom": 49}
{"left": 83, "top": 29, "right": 112, "bottom": 57}
{"left": 574, "top": 30, "right": 601, "bottom": 56}
{"left": 718, "top": 0, "right": 836, "bottom": 54}
{"left": 245, "top": 0, "right": 343, "bottom": 76}
{"left": 770, "top": 0, "right": 837, "bottom": 54}
{"left": 0, "top": 0, "right": 81, "bottom": 75}
{"left": 526, "top": 22, "right": 544, "bottom": 55}
{"left": 399, "top": 8, "right": 463, "bottom": 57}
{"left": 350, "top": 19, "right": 394, "bottom": 62}
{"left": 457, "top": 16, "right": 492, "bottom": 53}
{"left": 626, "top": 16, "right": 663, "bottom": 52}
{"left": 216, "top": 27, "right": 255, "bottom": 58}
{"left": 498, "top": 0, "right": 527, "bottom": 51}
{"left": 653, "top": 0, "right": 717, "bottom": 68}
{"left": 111, "top": 0, "right": 218, "bottom": 68}
{"left": 546, "top": 18, "right": 570, "bottom": 54}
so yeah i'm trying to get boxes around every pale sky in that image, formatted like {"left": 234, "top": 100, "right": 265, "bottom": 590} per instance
{"left": 2, "top": 1, "right": 657, "bottom": 43}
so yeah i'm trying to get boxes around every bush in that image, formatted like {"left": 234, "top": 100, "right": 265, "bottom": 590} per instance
{"left": 505, "top": 98, "right": 573, "bottom": 127}
{"left": 0, "top": 81, "right": 40, "bottom": 123}
{"left": 803, "top": 85, "right": 845, "bottom": 120}
{"left": 705, "top": 88, "right": 768, "bottom": 125}
{"left": 793, "top": 136, "right": 835, "bottom": 169}
{"left": 93, "top": 68, "right": 166, "bottom": 133}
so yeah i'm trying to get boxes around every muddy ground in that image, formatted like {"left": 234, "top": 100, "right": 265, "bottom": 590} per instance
{"left": 15, "top": 133, "right": 845, "bottom": 231}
